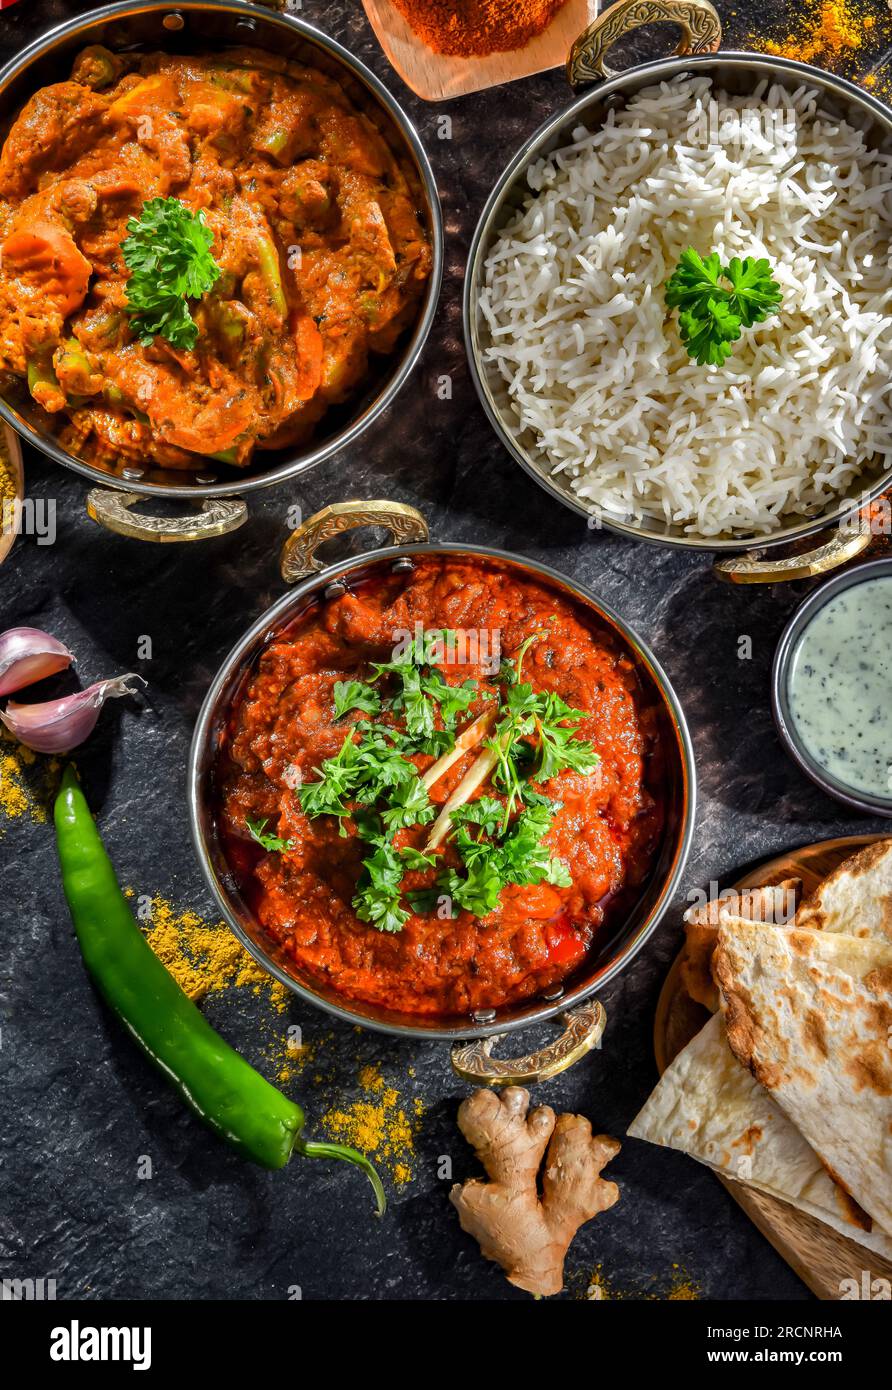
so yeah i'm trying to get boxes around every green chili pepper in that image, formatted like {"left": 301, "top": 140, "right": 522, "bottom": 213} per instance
{"left": 54, "top": 766, "right": 385, "bottom": 1213}
{"left": 27, "top": 353, "right": 61, "bottom": 399}
{"left": 256, "top": 128, "right": 290, "bottom": 162}
{"left": 256, "top": 234, "right": 287, "bottom": 318}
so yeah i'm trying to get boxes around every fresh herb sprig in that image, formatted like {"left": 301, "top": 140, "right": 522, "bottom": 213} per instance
{"left": 354, "top": 837, "right": 436, "bottom": 935}
{"left": 246, "top": 817, "right": 294, "bottom": 853}
{"left": 122, "top": 197, "right": 222, "bottom": 349}
{"left": 665, "top": 248, "right": 782, "bottom": 367}
{"left": 260, "top": 625, "right": 600, "bottom": 935}
{"left": 418, "top": 799, "right": 571, "bottom": 918}
{"left": 488, "top": 631, "right": 600, "bottom": 830}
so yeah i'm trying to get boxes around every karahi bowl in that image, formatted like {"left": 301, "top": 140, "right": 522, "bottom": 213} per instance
{"left": 187, "top": 500, "right": 697, "bottom": 1079}
{"left": 0, "top": 0, "right": 443, "bottom": 541}
{"left": 464, "top": 0, "right": 892, "bottom": 580}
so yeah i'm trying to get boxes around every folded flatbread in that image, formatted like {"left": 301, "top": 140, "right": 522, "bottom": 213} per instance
{"left": 715, "top": 921, "right": 892, "bottom": 1233}
{"left": 681, "top": 881, "right": 800, "bottom": 1012}
{"left": 631, "top": 845, "right": 892, "bottom": 1248}
{"left": 628, "top": 1010, "right": 892, "bottom": 1258}
{"left": 796, "top": 839, "right": 892, "bottom": 941}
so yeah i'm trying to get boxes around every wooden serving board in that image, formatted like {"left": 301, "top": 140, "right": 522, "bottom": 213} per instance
{"left": 362, "top": 0, "right": 599, "bottom": 102}
{"left": 654, "top": 835, "right": 892, "bottom": 1301}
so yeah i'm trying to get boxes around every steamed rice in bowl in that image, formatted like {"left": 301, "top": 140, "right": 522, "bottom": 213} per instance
{"left": 479, "top": 75, "right": 892, "bottom": 538}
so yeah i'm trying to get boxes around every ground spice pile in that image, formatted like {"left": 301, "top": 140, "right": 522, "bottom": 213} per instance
{"left": 389, "top": 0, "right": 570, "bottom": 57}
{"left": 759, "top": 0, "right": 876, "bottom": 64}
{"left": 321, "top": 1063, "right": 424, "bottom": 1186}
{"left": 575, "top": 1263, "right": 701, "bottom": 1301}
{"left": 0, "top": 731, "right": 58, "bottom": 826}
{"left": 143, "top": 893, "right": 288, "bottom": 1008}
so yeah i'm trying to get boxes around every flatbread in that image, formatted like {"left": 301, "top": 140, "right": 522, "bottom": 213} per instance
{"left": 796, "top": 840, "right": 892, "bottom": 940}
{"left": 628, "top": 1012, "right": 892, "bottom": 1258}
{"left": 681, "top": 881, "right": 800, "bottom": 1012}
{"left": 715, "top": 921, "right": 892, "bottom": 1233}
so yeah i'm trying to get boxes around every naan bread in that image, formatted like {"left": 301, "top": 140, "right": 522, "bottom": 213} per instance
{"left": 681, "top": 881, "right": 800, "bottom": 1012}
{"left": 628, "top": 1012, "right": 892, "bottom": 1258}
{"left": 796, "top": 840, "right": 892, "bottom": 940}
{"left": 715, "top": 922, "right": 892, "bottom": 1232}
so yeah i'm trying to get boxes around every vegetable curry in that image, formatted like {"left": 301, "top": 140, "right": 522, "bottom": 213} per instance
{"left": 218, "top": 557, "right": 665, "bottom": 1018}
{"left": 0, "top": 46, "right": 432, "bottom": 472}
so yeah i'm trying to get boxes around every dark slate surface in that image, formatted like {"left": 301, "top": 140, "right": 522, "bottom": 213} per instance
{"left": 1, "top": 0, "right": 890, "bottom": 1303}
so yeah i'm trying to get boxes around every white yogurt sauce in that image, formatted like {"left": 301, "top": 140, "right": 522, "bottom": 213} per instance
{"left": 787, "top": 576, "right": 892, "bottom": 800}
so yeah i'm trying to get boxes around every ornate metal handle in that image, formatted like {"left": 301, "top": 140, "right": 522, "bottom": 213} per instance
{"left": 568, "top": 0, "right": 722, "bottom": 89}
{"left": 450, "top": 1000, "right": 606, "bottom": 1087}
{"left": 279, "top": 500, "right": 430, "bottom": 583}
{"left": 713, "top": 516, "right": 873, "bottom": 585}
{"left": 86, "top": 488, "right": 248, "bottom": 543}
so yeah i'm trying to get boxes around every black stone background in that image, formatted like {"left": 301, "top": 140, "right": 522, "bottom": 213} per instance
{"left": 2, "top": 0, "right": 891, "bottom": 1302}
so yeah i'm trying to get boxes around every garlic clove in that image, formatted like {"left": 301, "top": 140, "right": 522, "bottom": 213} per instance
{"left": 0, "top": 627, "right": 74, "bottom": 696}
{"left": 0, "top": 673, "right": 145, "bottom": 753}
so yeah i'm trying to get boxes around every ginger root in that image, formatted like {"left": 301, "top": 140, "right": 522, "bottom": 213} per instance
{"left": 449, "top": 1086, "right": 620, "bottom": 1297}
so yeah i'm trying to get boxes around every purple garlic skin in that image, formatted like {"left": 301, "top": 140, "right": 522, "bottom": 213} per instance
{"left": 0, "top": 627, "right": 74, "bottom": 696}
{"left": 0, "top": 674, "right": 145, "bottom": 754}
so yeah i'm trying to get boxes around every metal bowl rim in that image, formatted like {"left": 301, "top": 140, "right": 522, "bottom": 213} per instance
{"left": 771, "top": 555, "right": 892, "bottom": 818}
{"left": 463, "top": 49, "right": 892, "bottom": 553}
{"left": 187, "top": 539, "right": 697, "bottom": 1040}
{"left": 0, "top": 0, "right": 444, "bottom": 499}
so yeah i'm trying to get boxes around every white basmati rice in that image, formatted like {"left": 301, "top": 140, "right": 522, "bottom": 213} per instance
{"left": 480, "top": 76, "right": 892, "bottom": 537}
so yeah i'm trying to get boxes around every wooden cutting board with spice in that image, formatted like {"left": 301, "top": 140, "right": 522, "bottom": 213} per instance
{"left": 362, "top": 0, "right": 599, "bottom": 100}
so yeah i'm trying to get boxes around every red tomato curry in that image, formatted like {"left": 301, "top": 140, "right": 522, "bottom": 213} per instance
{"left": 218, "top": 557, "right": 666, "bottom": 1018}
{"left": 0, "top": 46, "right": 432, "bottom": 473}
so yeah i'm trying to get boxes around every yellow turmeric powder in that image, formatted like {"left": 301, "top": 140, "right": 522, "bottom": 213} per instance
{"left": 321, "top": 1063, "right": 423, "bottom": 1186}
{"left": 758, "top": 0, "right": 876, "bottom": 64}
{"left": 574, "top": 1262, "right": 701, "bottom": 1301}
{"left": 0, "top": 731, "right": 58, "bottom": 826}
{"left": 143, "top": 893, "right": 288, "bottom": 1009}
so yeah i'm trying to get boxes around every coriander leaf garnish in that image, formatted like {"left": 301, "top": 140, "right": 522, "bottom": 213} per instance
{"left": 449, "top": 795, "right": 504, "bottom": 837}
{"left": 487, "top": 639, "right": 599, "bottom": 829}
{"left": 298, "top": 735, "right": 362, "bottom": 828}
{"left": 246, "top": 817, "right": 294, "bottom": 853}
{"left": 353, "top": 839, "right": 436, "bottom": 934}
{"left": 381, "top": 778, "right": 435, "bottom": 834}
{"left": 723, "top": 255, "right": 785, "bottom": 328}
{"left": 436, "top": 802, "right": 571, "bottom": 918}
{"left": 665, "top": 247, "right": 782, "bottom": 367}
{"left": 122, "top": 197, "right": 222, "bottom": 349}
{"left": 300, "top": 626, "right": 598, "bottom": 934}
{"left": 333, "top": 680, "right": 381, "bottom": 719}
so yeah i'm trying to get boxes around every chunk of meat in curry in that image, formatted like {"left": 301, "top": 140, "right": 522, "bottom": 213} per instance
{"left": 0, "top": 46, "right": 432, "bottom": 472}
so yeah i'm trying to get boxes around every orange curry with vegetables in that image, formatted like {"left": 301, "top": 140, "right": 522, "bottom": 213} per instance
{"left": 0, "top": 46, "right": 432, "bottom": 472}
{"left": 218, "top": 557, "right": 665, "bottom": 1018}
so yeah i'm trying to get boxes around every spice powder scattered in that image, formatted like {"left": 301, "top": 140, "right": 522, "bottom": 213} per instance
{"left": 321, "top": 1063, "right": 423, "bottom": 1186}
{"left": 0, "top": 731, "right": 58, "bottom": 826}
{"left": 759, "top": 0, "right": 876, "bottom": 64}
{"left": 143, "top": 893, "right": 288, "bottom": 1009}
{"left": 576, "top": 1263, "right": 701, "bottom": 1301}
{"left": 388, "top": 0, "right": 571, "bottom": 57}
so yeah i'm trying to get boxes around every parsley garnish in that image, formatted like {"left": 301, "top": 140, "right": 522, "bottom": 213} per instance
{"left": 333, "top": 680, "right": 382, "bottom": 719}
{"left": 246, "top": 817, "right": 294, "bottom": 853}
{"left": 665, "top": 248, "right": 782, "bottom": 367}
{"left": 353, "top": 837, "right": 436, "bottom": 935}
{"left": 297, "top": 625, "right": 599, "bottom": 934}
{"left": 489, "top": 633, "right": 599, "bottom": 829}
{"left": 434, "top": 802, "right": 571, "bottom": 918}
{"left": 122, "top": 197, "right": 222, "bottom": 349}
